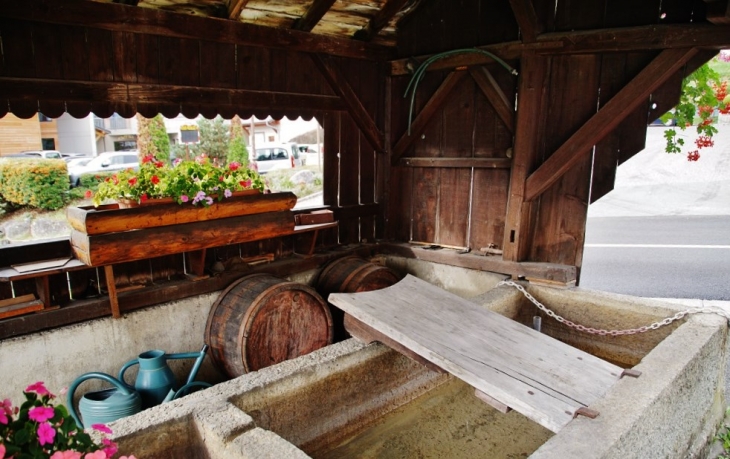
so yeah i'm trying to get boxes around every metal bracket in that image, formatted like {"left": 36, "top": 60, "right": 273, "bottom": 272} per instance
{"left": 620, "top": 369, "right": 642, "bottom": 379}
{"left": 573, "top": 407, "right": 600, "bottom": 419}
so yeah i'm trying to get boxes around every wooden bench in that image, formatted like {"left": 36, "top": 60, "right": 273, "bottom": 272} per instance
{"left": 328, "top": 275, "right": 626, "bottom": 433}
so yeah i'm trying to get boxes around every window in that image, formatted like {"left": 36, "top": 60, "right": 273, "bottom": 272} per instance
{"left": 114, "top": 141, "right": 137, "bottom": 151}
{"left": 41, "top": 138, "right": 55, "bottom": 150}
{"left": 275, "top": 149, "right": 287, "bottom": 159}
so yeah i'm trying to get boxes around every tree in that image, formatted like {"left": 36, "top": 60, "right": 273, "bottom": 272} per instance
{"left": 136, "top": 114, "right": 170, "bottom": 162}
{"left": 227, "top": 115, "right": 249, "bottom": 166}
{"left": 191, "top": 117, "right": 229, "bottom": 165}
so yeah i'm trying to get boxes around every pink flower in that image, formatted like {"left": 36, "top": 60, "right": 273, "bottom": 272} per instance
{"left": 83, "top": 451, "right": 107, "bottom": 459}
{"left": 180, "top": 195, "right": 189, "bottom": 203}
{"left": 102, "top": 438, "right": 118, "bottom": 457}
{"left": 26, "top": 381, "right": 52, "bottom": 396}
{"left": 51, "top": 452, "right": 83, "bottom": 459}
{"left": 1, "top": 398, "right": 11, "bottom": 415}
{"left": 37, "top": 421, "right": 56, "bottom": 446}
{"left": 29, "top": 406, "right": 55, "bottom": 422}
{"left": 119, "top": 456, "right": 138, "bottom": 459}
{"left": 92, "top": 424, "right": 113, "bottom": 435}
{"left": 228, "top": 161, "right": 240, "bottom": 171}
{"left": 0, "top": 410, "right": 8, "bottom": 425}
{"left": 224, "top": 189, "right": 232, "bottom": 198}
{"left": 0, "top": 444, "right": 6, "bottom": 458}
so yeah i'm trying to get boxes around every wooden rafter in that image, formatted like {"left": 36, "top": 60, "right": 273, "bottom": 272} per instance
{"left": 389, "top": 23, "right": 730, "bottom": 75}
{"left": 354, "top": 0, "right": 411, "bottom": 41}
{"left": 227, "top": 0, "right": 251, "bottom": 20}
{"left": 2, "top": 0, "right": 395, "bottom": 61}
{"left": 469, "top": 67, "right": 515, "bottom": 133}
{"left": 112, "top": 0, "right": 140, "bottom": 5}
{"left": 391, "top": 70, "right": 468, "bottom": 164}
{"left": 508, "top": 0, "right": 542, "bottom": 43}
{"left": 312, "top": 54, "right": 385, "bottom": 153}
{"left": 523, "top": 48, "right": 699, "bottom": 202}
{"left": 292, "top": 0, "right": 336, "bottom": 31}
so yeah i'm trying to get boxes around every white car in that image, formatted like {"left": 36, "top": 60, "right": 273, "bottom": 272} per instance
{"left": 69, "top": 151, "right": 140, "bottom": 187}
{"left": 252, "top": 143, "right": 304, "bottom": 174}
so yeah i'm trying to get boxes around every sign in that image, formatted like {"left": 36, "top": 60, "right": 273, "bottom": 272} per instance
{"left": 180, "top": 126, "right": 199, "bottom": 143}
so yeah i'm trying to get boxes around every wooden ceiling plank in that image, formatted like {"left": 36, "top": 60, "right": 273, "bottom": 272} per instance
{"left": 391, "top": 70, "right": 469, "bottom": 164}
{"left": 523, "top": 47, "right": 699, "bottom": 202}
{"left": 292, "top": 0, "right": 337, "bottom": 32}
{"left": 704, "top": 0, "right": 730, "bottom": 24}
{"left": 469, "top": 67, "right": 515, "bottom": 133}
{"left": 1, "top": 0, "right": 395, "bottom": 61}
{"left": 354, "top": 0, "right": 411, "bottom": 41}
{"left": 228, "top": 0, "right": 252, "bottom": 20}
{"left": 508, "top": 0, "right": 542, "bottom": 43}
{"left": 312, "top": 54, "right": 385, "bottom": 153}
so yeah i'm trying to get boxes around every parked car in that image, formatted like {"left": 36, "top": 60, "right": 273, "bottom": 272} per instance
{"left": 252, "top": 143, "right": 304, "bottom": 174}
{"left": 68, "top": 151, "right": 140, "bottom": 187}
{"left": 8, "top": 150, "right": 64, "bottom": 159}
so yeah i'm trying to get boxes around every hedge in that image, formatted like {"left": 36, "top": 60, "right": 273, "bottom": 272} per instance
{"left": 0, "top": 158, "right": 69, "bottom": 210}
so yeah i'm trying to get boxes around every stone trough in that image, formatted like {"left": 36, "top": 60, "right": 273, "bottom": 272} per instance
{"left": 105, "top": 257, "right": 729, "bottom": 459}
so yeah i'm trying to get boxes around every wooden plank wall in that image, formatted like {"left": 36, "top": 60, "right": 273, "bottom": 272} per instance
{"left": 0, "top": 114, "right": 42, "bottom": 154}
{"left": 0, "top": 20, "right": 334, "bottom": 119}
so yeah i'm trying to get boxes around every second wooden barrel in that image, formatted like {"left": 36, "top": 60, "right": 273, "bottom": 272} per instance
{"left": 205, "top": 273, "right": 333, "bottom": 377}
{"left": 315, "top": 256, "right": 401, "bottom": 342}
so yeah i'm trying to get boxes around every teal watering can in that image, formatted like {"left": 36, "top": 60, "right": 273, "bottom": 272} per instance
{"left": 68, "top": 345, "right": 210, "bottom": 428}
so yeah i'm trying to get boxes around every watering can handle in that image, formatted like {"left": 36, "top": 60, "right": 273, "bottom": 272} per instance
{"left": 117, "top": 358, "right": 139, "bottom": 385}
{"left": 67, "top": 372, "right": 134, "bottom": 430}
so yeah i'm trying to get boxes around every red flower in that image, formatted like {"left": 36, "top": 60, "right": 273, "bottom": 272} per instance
{"left": 219, "top": 176, "right": 224, "bottom": 181}
{"left": 84, "top": 190, "right": 93, "bottom": 199}
{"left": 155, "top": 161, "right": 165, "bottom": 168}
{"left": 128, "top": 177, "right": 138, "bottom": 186}
{"left": 142, "top": 154, "right": 154, "bottom": 164}
{"left": 239, "top": 179, "right": 252, "bottom": 188}
{"left": 140, "top": 193, "right": 148, "bottom": 202}
{"left": 151, "top": 175, "right": 160, "bottom": 185}
{"left": 228, "top": 162, "right": 240, "bottom": 171}
{"left": 112, "top": 175, "right": 119, "bottom": 185}
{"left": 687, "top": 151, "right": 700, "bottom": 161}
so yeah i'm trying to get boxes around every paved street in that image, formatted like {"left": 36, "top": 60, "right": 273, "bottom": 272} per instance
{"left": 581, "top": 125, "right": 730, "bottom": 300}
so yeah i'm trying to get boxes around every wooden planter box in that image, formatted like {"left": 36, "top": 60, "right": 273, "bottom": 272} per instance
{"left": 67, "top": 192, "right": 297, "bottom": 266}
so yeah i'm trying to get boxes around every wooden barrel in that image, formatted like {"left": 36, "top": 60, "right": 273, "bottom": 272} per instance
{"left": 205, "top": 273, "right": 333, "bottom": 377}
{"left": 315, "top": 256, "right": 401, "bottom": 342}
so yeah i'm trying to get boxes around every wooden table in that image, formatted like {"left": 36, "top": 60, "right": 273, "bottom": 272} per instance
{"left": 329, "top": 275, "right": 625, "bottom": 433}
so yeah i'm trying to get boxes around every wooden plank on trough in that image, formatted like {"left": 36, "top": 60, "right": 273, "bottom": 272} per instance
{"left": 328, "top": 275, "right": 622, "bottom": 433}
{"left": 0, "top": 295, "right": 44, "bottom": 320}
{"left": 66, "top": 191, "right": 297, "bottom": 235}
{"left": 70, "top": 210, "right": 295, "bottom": 266}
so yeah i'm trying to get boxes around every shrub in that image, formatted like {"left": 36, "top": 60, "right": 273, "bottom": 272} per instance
{"left": 0, "top": 159, "right": 68, "bottom": 210}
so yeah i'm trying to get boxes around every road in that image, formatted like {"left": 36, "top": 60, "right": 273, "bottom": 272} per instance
{"left": 579, "top": 215, "right": 730, "bottom": 300}
{"left": 580, "top": 125, "right": 730, "bottom": 301}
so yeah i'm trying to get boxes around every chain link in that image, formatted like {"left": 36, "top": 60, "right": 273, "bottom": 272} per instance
{"left": 498, "top": 280, "right": 730, "bottom": 336}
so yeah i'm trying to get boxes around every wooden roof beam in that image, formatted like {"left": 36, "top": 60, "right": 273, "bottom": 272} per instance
{"left": 2, "top": 0, "right": 395, "bottom": 61}
{"left": 312, "top": 54, "right": 385, "bottom": 153}
{"left": 523, "top": 48, "right": 700, "bottom": 202}
{"left": 227, "top": 0, "right": 252, "bottom": 20}
{"left": 292, "top": 0, "right": 336, "bottom": 31}
{"left": 508, "top": 0, "right": 542, "bottom": 43}
{"left": 389, "top": 23, "right": 730, "bottom": 75}
{"left": 354, "top": 0, "right": 411, "bottom": 41}
{"left": 704, "top": 0, "right": 730, "bottom": 24}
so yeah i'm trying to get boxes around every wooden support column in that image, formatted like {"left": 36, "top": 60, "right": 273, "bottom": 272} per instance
{"left": 502, "top": 52, "right": 549, "bottom": 262}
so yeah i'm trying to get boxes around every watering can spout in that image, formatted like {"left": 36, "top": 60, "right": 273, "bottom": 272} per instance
{"left": 162, "top": 345, "right": 210, "bottom": 403}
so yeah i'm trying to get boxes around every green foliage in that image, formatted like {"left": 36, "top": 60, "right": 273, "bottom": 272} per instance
{"left": 136, "top": 114, "right": 170, "bottom": 162}
{"left": 80, "top": 171, "right": 115, "bottom": 190}
{"left": 92, "top": 154, "right": 265, "bottom": 206}
{"left": 0, "top": 159, "right": 68, "bottom": 210}
{"left": 227, "top": 116, "right": 249, "bottom": 166}
{"left": 191, "top": 117, "right": 229, "bottom": 164}
{"left": 715, "top": 409, "right": 730, "bottom": 459}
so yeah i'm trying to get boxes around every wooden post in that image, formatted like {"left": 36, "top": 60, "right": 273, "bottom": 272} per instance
{"left": 502, "top": 52, "right": 549, "bottom": 262}
{"left": 104, "top": 265, "right": 121, "bottom": 318}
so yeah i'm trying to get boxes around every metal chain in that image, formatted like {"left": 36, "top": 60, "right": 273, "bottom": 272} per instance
{"left": 498, "top": 280, "right": 730, "bottom": 336}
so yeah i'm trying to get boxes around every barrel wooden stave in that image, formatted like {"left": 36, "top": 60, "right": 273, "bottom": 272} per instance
{"left": 205, "top": 274, "right": 332, "bottom": 377}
